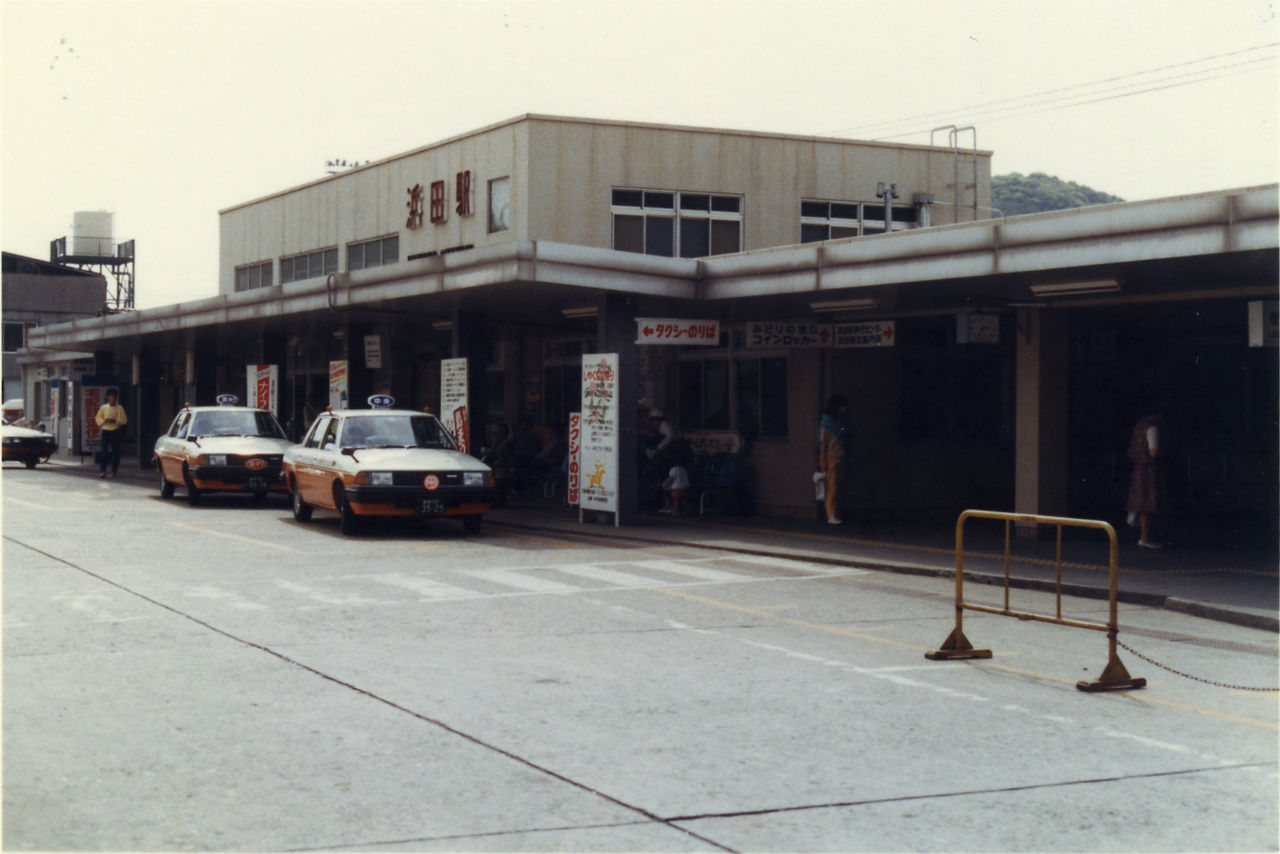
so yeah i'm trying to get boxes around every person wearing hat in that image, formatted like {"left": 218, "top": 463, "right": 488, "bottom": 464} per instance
{"left": 95, "top": 388, "right": 128, "bottom": 478}
{"left": 645, "top": 408, "right": 677, "bottom": 461}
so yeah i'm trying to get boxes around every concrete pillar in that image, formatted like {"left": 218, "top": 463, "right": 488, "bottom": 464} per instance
{"left": 597, "top": 293, "right": 638, "bottom": 523}
{"left": 1014, "top": 309, "right": 1069, "bottom": 529}
{"left": 450, "top": 309, "right": 491, "bottom": 440}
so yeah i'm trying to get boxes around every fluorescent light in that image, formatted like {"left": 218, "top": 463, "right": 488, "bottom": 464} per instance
{"left": 1029, "top": 280, "right": 1121, "bottom": 297}
{"left": 431, "top": 320, "right": 452, "bottom": 331}
{"left": 561, "top": 306, "right": 598, "bottom": 318}
{"left": 809, "top": 298, "right": 878, "bottom": 312}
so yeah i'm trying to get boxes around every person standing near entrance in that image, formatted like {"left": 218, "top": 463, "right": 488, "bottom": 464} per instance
{"left": 817, "top": 395, "right": 849, "bottom": 525}
{"left": 95, "top": 388, "right": 127, "bottom": 478}
{"left": 1126, "top": 407, "right": 1165, "bottom": 548}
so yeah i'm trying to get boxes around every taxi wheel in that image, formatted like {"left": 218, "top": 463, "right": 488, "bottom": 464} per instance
{"left": 462, "top": 514, "right": 483, "bottom": 535}
{"left": 24, "top": 458, "right": 37, "bottom": 469}
{"left": 183, "top": 466, "right": 202, "bottom": 506}
{"left": 336, "top": 487, "right": 360, "bottom": 535}
{"left": 158, "top": 468, "right": 175, "bottom": 499}
{"left": 291, "top": 485, "right": 313, "bottom": 522}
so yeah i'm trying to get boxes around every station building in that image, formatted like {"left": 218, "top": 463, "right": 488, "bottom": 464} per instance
{"left": 20, "top": 115, "right": 1279, "bottom": 547}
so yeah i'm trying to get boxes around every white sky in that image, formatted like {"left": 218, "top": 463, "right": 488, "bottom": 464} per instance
{"left": 2, "top": 0, "right": 1277, "bottom": 309}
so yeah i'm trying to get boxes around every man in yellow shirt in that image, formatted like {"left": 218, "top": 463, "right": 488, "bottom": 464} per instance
{"left": 95, "top": 388, "right": 127, "bottom": 478}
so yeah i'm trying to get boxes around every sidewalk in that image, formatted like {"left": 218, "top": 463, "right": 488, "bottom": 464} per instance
{"left": 22, "top": 455, "right": 1279, "bottom": 633}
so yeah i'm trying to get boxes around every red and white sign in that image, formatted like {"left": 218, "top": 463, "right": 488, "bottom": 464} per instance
{"left": 424, "top": 474, "right": 440, "bottom": 491}
{"left": 245, "top": 458, "right": 268, "bottom": 471}
{"left": 636, "top": 318, "right": 720, "bottom": 346}
{"left": 441, "top": 357, "right": 469, "bottom": 454}
{"left": 81, "top": 385, "right": 105, "bottom": 451}
{"left": 567, "top": 411, "right": 582, "bottom": 506}
{"left": 246, "top": 364, "right": 279, "bottom": 414}
{"left": 328, "top": 360, "right": 348, "bottom": 410}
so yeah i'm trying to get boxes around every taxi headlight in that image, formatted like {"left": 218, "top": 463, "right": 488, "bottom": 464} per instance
{"left": 463, "top": 471, "right": 486, "bottom": 487}
{"left": 358, "top": 471, "right": 393, "bottom": 486}
{"left": 203, "top": 454, "right": 227, "bottom": 466}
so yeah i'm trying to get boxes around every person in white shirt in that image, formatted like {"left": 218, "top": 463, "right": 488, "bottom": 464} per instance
{"left": 660, "top": 461, "right": 691, "bottom": 515}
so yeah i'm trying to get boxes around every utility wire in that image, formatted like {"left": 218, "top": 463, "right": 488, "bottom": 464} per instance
{"left": 825, "top": 41, "right": 1278, "bottom": 139}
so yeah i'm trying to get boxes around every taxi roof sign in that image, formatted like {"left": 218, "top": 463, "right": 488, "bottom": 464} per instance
{"left": 368, "top": 394, "right": 395, "bottom": 409}
{"left": 216, "top": 394, "right": 240, "bottom": 406}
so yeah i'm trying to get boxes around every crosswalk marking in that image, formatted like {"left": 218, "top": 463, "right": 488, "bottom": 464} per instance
{"left": 629, "top": 559, "right": 750, "bottom": 583}
{"left": 550, "top": 564, "right": 660, "bottom": 587}
{"left": 350, "top": 573, "right": 478, "bottom": 600}
{"left": 463, "top": 568, "right": 582, "bottom": 593}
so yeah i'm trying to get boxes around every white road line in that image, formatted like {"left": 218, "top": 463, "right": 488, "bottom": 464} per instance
{"left": 629, "top": 559, "right": 749, "bottom": 583}
{"left": 275, "top": 580, "right": 386, "bottom": 605}
{"left": 353, "top": 573, "right": 478, "bottom": 600}
{"left": 463, "top": 568, "right": 582, "bottom": 593}
{"left": 551, "top": 564, "right": 660, "bottom": 587}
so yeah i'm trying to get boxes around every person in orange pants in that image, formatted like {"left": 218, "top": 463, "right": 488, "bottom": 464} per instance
{"left": 817, "top": 395, "right": 849, "bottom": 525}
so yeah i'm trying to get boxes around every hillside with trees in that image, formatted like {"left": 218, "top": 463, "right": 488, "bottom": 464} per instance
{"left": 991, "top": 172, "right": 1124, "bottom": 216}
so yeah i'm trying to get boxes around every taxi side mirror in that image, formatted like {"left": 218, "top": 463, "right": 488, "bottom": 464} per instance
{"left": 341, "top": 447, "right": 356, "bottom": 456}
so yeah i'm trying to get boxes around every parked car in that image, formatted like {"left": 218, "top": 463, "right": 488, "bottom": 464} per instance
{"left": 2, "top": 422, "right": 57, "bottom": 468}
{"left": 283, "top": 398, "right": 495, "bottom": 535}
{"left": 153, "top": 399, "right": 293, "bottom": 505}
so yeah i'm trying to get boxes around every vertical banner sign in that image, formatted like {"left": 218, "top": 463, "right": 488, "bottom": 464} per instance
{"left": 441, "top": 357, "right": 470, "bottom": 454}
{"left": 247, "top": 364, "right": 279, "bottom": 415}
{"left": 328, "top": 360, "right": 349, "bottom": 410}
{"left": 580, "top": 353, "right": 619, "bottom": 519}
{"left": 81, "top": 385, "right": 105, "bottom": 453}
{"left": 50, "top": 380, "right": 60, "bottom": 436}
{"left": 364, "top": 335, "right": 383, "bottom": 369}
{"left": 567, "top": 411, "right": 582, "bottom": 506}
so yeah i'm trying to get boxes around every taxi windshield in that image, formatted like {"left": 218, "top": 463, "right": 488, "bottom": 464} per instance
{"left": 190, "top": 411, "right": 287, "bottom": 439}
{"left": 340, "top": 414, "right": 456, "bottom": 450}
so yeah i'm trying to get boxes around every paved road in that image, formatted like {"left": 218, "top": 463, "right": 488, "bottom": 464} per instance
{"left": 4, "top": 468, "right": 1277, "bottom": 851}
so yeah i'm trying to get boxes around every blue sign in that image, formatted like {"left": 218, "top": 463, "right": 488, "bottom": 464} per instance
{"left": 368, "top": 394, "right": 395, "bottom": 409}
{"left": 216, "top": 394, "right": 240, "bottom": 406}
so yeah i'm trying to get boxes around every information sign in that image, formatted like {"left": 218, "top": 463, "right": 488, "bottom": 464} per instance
{"left": 579, "top": 353, "right": 619, "bottom": 519}
{"left": 567, "top": 411, "right": 582, "bottom": 506}
{"left": 834, "top": 321, "right": 896, "bottom": 348}
{"left": 246, "top": 364, "right": 279, "bottom": 414}
{"left": 441, "top": 357, "right": 470, "bottom": 454}
{"left": 328, "top": 360, "right": 348, "bottom": 410}
{"left": 636, "top": 318, "right": 720, "bottom": 346}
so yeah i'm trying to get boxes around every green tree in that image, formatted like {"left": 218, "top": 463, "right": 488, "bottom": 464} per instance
{"left": 991, "top": 172, "right": 1124, "bottom": 216}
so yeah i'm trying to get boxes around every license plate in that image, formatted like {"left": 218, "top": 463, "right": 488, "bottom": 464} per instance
{"left": 418, "top": 499, "right": 445, "bottom": 515}
{"left": 246, "top": 476, "right": 267, "bottom": 490}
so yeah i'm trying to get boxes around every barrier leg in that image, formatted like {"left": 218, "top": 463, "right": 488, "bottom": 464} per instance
{"left": 1076, "top": 630, "right": 1146, "bottom": 692}
{"left": 925, "top": 626, "right": 992, "bottom": 660}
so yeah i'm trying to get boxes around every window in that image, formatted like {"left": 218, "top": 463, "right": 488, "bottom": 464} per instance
{"left": 489, "top": 177, "right": 510, "bottom": 233}
{"left": 347, "top": 235, "right": 399, "bottom": 271}
{"left": 234, "top": 261, "right": 273, "bottom": 292}
{"left": 280, "top": 248, "right": 338, "bottom": 284}
{"left": 678, "top": 358, "right": 731, "bottom": 430}
{"left": 3, "top": 321, "right": 32, "bottom": 353}
{"left": 612, "top": 188, "right": 742, "bottom": 258}
{"left": 735, "top": 356, "right": 788, "bottom": 438}
{"left": 800, "top": 198, "right": 918, "bottom": 242}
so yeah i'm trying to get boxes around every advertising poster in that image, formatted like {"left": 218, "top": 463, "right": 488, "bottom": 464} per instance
{"left": 247, "top": 364, "right": 279, "bottom": 414}
{"left": 567, "top": 411, "right": 582, "bottom": 506}
{"left": 441, "top": 357, "right": 470, "bottom": 454}
{"left": 579, "top": 353, "right": 619, "bottom": 519}
{"left": 81, "top": 385, "right": 106, "bottom": 453}
{"left": 328, "top": 360, "right": 349, "bottom": 410}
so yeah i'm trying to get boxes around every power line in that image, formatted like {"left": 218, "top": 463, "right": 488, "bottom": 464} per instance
{"left": 824, "top": 41, "right": 1279, "bottom": 139}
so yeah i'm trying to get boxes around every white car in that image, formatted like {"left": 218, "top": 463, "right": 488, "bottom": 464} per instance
{"left": 153, "top": 401, "right": 293, "bottom": 505}
{"left": 282, "top": 399, "right": 495, "bottom": 535}
{"left": 2, "top": 422, "right": 57, "bottom": 468}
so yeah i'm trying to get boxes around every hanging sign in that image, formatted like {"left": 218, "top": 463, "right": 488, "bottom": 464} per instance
{"left": 834, "top": 321, "right": 896, "bottom": 348}
{"left": 364, "top": 334, "right": 383, "bottom": 369}
{"left": 580, "top": 353, "right": 619, "bottom": 517}
{"left": 567, "top": 411, "right": 582, "bottom": 506}
{"left": 328, "top": 360, "right": 348, "bottom": 410}
{"left": 746, "top": 322, "right": 833, "bottom": 348}
{"left": 441, "top": 357, "right": 470, "bottom": 454}
{"left": 246, "top": 364, "right": 279, "bottom": 414}
{"left": 636, "top": 318, "right": 720, "bottom": 346}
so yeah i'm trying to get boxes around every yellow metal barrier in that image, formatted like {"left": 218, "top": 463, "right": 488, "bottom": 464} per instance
{"left": 925, "top": 509, "right": 1146, "bottom": 693}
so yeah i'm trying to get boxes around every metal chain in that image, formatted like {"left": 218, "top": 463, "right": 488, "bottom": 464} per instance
{"left": 1117, "top": 638, "right": 1280, "bottom": 692}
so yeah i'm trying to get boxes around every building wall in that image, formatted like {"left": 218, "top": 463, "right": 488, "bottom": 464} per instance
{"left": 218, "top": 115, "right": 991, "bottom": 295}
{"left": 2, "top": 267, "right": 105, "bottom": 401}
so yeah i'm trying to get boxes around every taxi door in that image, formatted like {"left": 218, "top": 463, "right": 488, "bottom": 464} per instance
{"left": 295, "top": 416, "right": 340, "bottom": 509}
{"left": 155, "top": 410, "right": 192, "bottom": 483}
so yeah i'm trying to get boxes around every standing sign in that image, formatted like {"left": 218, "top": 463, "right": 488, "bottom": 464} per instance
{"left": 441, "top": 357, "right": 470, "bottom": 454}
{"left": 247, "top": 364, "right": 279, "bottom": 415}
{"left": 81, "top": 385, "right": 107, "bottom": 453}
{"left": 328, "top": 360, "right": 348, "bottom": 410}
{"left": 567, "top": 411, "right": 582, "bottom": 506}
{"left": 579, "top": 353, "right": 619, "bottom": 521}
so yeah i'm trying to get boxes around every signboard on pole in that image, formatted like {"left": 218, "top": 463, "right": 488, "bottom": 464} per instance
{"left": 247, "top": 364, "right": 279, "bottom": 414}
{"left": 567, "top": 411, "right": 582, "bottom": 506}
{"left": 636, "top": 318, "right": 720, "bottom": 346}
{"left": 441, "top": 357, "right": 470, "bottom": 454}
{"left": 328, "top": 360, "right": 348, "bottom": 410}
{"left": 579, "top": 353, "right": 619, "bottom": 519}
{"left": 81, "top": 384, "right": 107, "bottom": 454}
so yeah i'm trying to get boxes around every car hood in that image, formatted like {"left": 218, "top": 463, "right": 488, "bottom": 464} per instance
{"left": 3, "top": 425, "right": 54, "bottom": 439}
{"left": 345, "top": 448, "right": 490, "bottom": 471}
{"left": 187, "top": 436, "right": 294, "bottom": 455}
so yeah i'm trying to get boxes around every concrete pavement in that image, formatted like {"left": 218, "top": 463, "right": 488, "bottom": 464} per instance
{"left": 20, "top": 454, "right": 1279, "bottom": 633}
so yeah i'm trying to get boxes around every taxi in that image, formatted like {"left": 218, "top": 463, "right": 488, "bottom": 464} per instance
{"left": 283, "top": 396, "right": 495, "bottom": 535}
{"left": 2, "top": 422, "right": 58, "bottom": 468}
{"left": 153, "top": 396, "right": 293, "bottom": 505}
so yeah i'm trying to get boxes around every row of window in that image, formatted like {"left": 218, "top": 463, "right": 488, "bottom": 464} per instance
{"left": 3, "top": 321, "right": 35, "bottom": 353}
{"left": 235, "top": 179, "right": 512, "bottom": 292}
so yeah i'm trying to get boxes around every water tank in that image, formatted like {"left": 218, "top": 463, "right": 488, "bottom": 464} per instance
{"left": 71, "top": 211, "right": 114, "bottom": 257}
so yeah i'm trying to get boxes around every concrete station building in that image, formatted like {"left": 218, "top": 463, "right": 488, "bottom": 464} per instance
{"left": 20, "top": 115, "right": 1280, "bottom": 546}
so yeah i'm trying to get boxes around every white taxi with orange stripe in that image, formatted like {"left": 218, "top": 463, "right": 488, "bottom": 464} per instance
{"left": 153, "top": 396, "right": 293, "bottom": 505}
{"left": 282, "top": 396, "right": 495, "bottom": 535}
